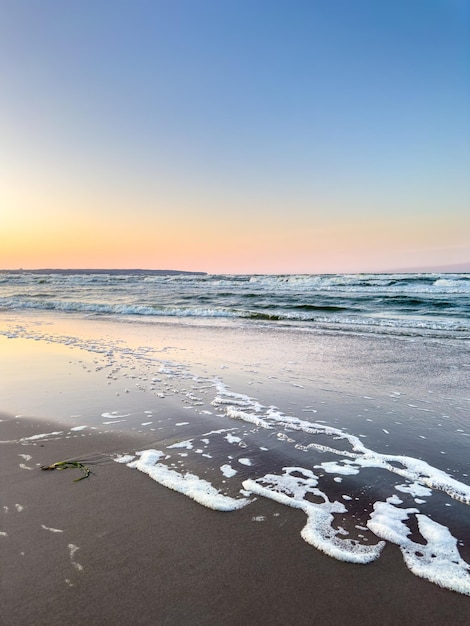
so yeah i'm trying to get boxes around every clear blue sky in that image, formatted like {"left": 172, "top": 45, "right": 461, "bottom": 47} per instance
{"left": 1, "top": 0, "right": 469, "bottom": 272}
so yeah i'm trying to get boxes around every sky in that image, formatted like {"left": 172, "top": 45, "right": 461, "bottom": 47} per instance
{"left": 1, "top": 0, "right": 469, "bottom": 274}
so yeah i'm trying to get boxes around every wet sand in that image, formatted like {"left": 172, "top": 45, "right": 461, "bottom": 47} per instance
{"left": 1, "top": 412, "right": 469, "bottom": 626}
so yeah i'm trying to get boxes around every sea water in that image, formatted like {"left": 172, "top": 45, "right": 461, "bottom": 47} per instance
{"left": 1, "top": 270, "right": 469, "bottom": 594}
{"left": 1, "top": 270, "right": 469, "bottom": 337}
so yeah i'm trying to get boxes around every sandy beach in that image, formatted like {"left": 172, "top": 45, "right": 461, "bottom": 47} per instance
{"left": 1, "top": 307, "right": 469, "bottom": 624}
{"left": 1, "top": 412, "right": 469, "bottom": 626}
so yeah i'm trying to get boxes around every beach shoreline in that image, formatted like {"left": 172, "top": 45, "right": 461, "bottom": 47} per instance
{"left": 1, "top": 412, "right": 469, "bottom": 626}
{"left": 1, "top": 308, "right": 469, "bottom": 623}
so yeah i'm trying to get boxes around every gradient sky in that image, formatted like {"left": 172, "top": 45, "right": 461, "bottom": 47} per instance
{"left": 1, "top": 0, "right": 469, "bottom": 273}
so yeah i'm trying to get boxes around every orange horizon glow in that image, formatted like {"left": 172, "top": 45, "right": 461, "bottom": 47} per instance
{"left": 2, "top": 206, "right": 469, "bottom": 275}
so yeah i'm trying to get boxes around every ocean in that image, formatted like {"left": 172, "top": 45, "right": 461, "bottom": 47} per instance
{"left": 1, "top": 270, "right": 469, "bottom": 595}
{"left": 1, "top": 270, "right": 469, "bottom": 338}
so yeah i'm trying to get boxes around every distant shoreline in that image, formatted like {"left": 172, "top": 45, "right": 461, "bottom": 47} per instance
{"left": 1, "top": 265, "right": 469, "bottom": 275}
{"left": 0, "top": 268, "right": 207, "bottom": 276}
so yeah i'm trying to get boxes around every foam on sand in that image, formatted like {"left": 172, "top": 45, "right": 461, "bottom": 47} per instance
{"left": 220, "top": 464, "right": 237, "bottom": 478}
{"left": 20, "top": 431, "right": 63, "bottom": 441}
{"left": 109, "top": 371, "right": 470, "bottom": 594}
{"left": 243, "top": 467, "right": 385, "bottom": 564}
{"left": 3, "top": 315, "right": 468, "bottom": 596}
{"left": 115, "top": 450, "right": 249, "bottom": 511}
{"left": 216, "top": 392, "right": 470, "bottom": 506}
{"left": 368, "top": 498, "right": 470, "bottom": 595}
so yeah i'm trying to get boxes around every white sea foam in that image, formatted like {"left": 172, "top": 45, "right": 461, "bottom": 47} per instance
{"left": 206, "top": 376, "right": 470, "bottom": 507}
{"left": 315, "top": 461, "right": 360, "bottom": 476}
{"left": 243, "top": 467, "right": 385, "bottom": 564}
{"left": 115, "top": 450, "right": 249, "bottom": 511}
{"left": 220, "top": 464, "right": 237, "bottom": 478}
{"left": 115, "top": 454, "right": 136, "bottom": 464}
{"left": 224, "top": 434, "right": 242, "bottom": 444}
{"left": 368, "top": 500, "right": 470, "bottom": 595}
{"left": 68, "top": 544, "right": 84, "bottom": 572}
{"left": 220, "top": 401, "right": 470, "bottom": 505}
{"left": 226, "top": 407, "right": 273, "bottom": 429}
{"left": 395, "top": 482, "right": 433, "bottom": 498}
{"left": 20, "top": 431, "right": 63, "bottom": 441}
{"left": 167, "top": 440, "right": 193, "bottom": 450}
{"left": 41, "top": 524, "right": 64, "bottom": 533}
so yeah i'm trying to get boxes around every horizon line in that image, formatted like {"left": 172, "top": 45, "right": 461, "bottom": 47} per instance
{"left": 1, "top": 262, "right": 469, "bottom": 275}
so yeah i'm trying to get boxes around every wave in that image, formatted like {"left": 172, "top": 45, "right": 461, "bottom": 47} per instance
{"left": 247, "top": 273, "right": 470, "bottom": 294}
{"left": 1, "top": 271, "right": 470, "bottom": 293}
{"left": 1, "top": 271, "right": 468, "bottom": 339}
{"left": 0, "top": 297, "right": 239, "bottom": 318}
{"left": 1, "top": 296, "right": 468, "bottom": 337}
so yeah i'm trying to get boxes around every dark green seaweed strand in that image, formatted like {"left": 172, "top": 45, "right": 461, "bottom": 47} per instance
{"left": 41, "top": 461, "right": 91, "bottom": 482}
